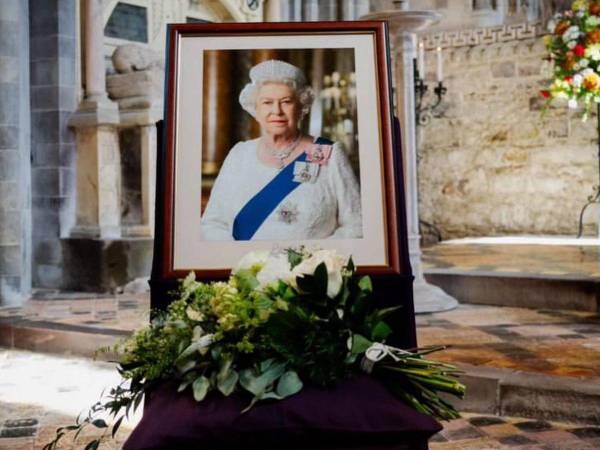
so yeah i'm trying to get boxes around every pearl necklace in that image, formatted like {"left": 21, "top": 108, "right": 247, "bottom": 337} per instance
{"left": 263, "top": 134, "right": 302, "bottom": 169}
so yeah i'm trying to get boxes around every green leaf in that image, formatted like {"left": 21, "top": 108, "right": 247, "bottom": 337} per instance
{"left": 234, "top": 268, "right": 259, "bottom": 294}
{"left": 371, "top": 321, "right": 393, "bottom": 341}
{"left": 239, "top": 362, "right": 286, "bottom": 396}
{"left": 347, "top": 257, "right": 355, "bottom": 274}
{"left": 176, "top": 358, "right": 197, "bottom": 375}
{"left": 314, "top": 262, "right": 329, "bottom": 296}
{"left": 192, "top": 376, "right": 210, "bottom": 402}
{"left": 287, "top": 248, "right": 304, "bottom": 268}
{"left": 111, "top": 416, "right": 124, "bottom": 438}
{"left": 217, "top": 369, "right": 239, "bottom": 396}
{"left": 358, "top": 276, "right": 372, "bottom": 293}
{"left": 84, "top": 440, "right": 100, "bottom": 450}
{"left": 91, "top": 419, "right": 107, "bottom": 428}
{"left": 276, "top": 371, "right": 303, "bottom": 398}
{"left": 351, "top": 334, "right": 372, "bottom": 355}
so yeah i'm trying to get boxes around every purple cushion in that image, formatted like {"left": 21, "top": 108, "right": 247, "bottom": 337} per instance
{"left": 123, "top": 374, "right": 442, "bottom": 450}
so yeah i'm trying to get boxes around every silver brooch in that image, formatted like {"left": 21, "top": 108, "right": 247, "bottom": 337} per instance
{"left": 277, "top": 202, "right": 299, "bottom": 224}
{"left": 293, "top": 161, "right": 319, "bottom": 183}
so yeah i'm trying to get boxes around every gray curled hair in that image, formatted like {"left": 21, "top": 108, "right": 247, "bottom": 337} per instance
{"left": 238, "top": 60, "right": 315, "bottom": 119}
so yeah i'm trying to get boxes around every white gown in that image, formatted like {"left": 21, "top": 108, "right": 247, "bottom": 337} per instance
{"left": 200, "top": 138, "right": 363, "bottom": 241}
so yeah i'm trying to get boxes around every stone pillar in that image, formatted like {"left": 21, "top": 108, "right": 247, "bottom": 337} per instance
{"left": 202, "top": 51, "right": 233, "bottom": 178}
{"left": 69, "top": 0, "right": 121, "bottom": 238}
{"left": 0, "top": 0, "right": 30, "bottom": 305}
{"left": 140, "top": 124, "right": 156, "bottom": 235}
{"left": 107, "top": 44, "right": 164, "bottom": 237}
{"left": 394, "top": 31, "right": 458, "bottom": 313}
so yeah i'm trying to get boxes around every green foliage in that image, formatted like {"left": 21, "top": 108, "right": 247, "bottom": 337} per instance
{"left": 44, "top": 249, "right": 465, "bottom": 450}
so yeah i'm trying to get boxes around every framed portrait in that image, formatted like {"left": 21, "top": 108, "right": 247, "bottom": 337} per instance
{"left": 157, "top": 21, "right": 407, "bottom": 283}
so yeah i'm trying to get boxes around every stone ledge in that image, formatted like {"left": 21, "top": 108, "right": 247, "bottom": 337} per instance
{"left": 0, "top": 320, "right": 123, "bottom": 359}
{"left": 425, "top": 272, "right": 599, "bottom": 312}
{"left": 454, "top": 363, "right": 600, "bottom": 425}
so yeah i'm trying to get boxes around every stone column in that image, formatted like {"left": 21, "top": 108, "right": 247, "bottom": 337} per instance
{"left": 69, "top": 0, "right": 121, "bottom": 239}
{"left": 394, "top": 31, "right": 458, "bottom": 313}
{"left": 140, "top": 124, "right": 156, "bottom": 235}
{"left": 202, "top": 51, "right": 233, "bottom": 178}
{"left": 0, "top": 0, "right": 30, "bottom": 305}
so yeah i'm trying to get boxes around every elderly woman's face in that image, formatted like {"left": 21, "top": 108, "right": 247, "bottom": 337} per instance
{"left": 255, "top": 83, "right": 301, "bottom": 137}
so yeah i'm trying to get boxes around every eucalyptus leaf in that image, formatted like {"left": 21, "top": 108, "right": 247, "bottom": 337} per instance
{"left": 91, "top": 419, "right": 107, "bottom": 428}
{"left": 192, "top": 376, "right": 210, "bottom": 402}
{"left": 351, "top": 334, "right": 372, "bottom": 355}
{"left": 240, "top": 362, "right": 286, "bottom": 396}
{"left": 176, "top": 358, "right": 197, "bottom": 375}
{"left": 84, "top": 440, "right": 100, "bottom": 450}
{"left": 217, "top": 369, "right": 239, "bottom": 396}
{"left": 276, "top": 371, "right": 303, "bottom": 398}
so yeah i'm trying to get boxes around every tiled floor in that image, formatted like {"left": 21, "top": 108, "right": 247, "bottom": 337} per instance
{"left": 417, "top": 305, "right": 600, "bottom": 378}
{"left": 430, "top": 414, "right": 600, "bottom": 449}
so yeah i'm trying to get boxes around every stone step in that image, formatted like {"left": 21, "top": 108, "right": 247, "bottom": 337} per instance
{"left": 425, "top": 270, "right": 600, "bottom": 312}
{"left": 0, "top": 317, "right": 125, "bottom": 360}
{"left": 456, "top": 363, "right": 600, "bottom": 425}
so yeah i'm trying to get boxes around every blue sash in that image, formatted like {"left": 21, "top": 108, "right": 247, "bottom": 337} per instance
{"left": 232, "top": 137, "right": 333, "bottom": 240}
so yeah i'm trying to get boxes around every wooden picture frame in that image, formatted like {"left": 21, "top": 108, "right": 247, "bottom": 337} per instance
{"left": 151, "top": 21, "right": 415, "bottom": 346}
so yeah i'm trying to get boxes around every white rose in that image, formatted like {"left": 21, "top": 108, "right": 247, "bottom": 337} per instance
{"left": 233, "top": 250, "right": 270, "bottom": 274}
{"left": 567, "top": 40, "right": 577, "bottom": 49}
{"left": 256, "top": 254, "right": 293, "bottom": 287}
{"left": 574, "top": 74, "right": 584, "bottom": 87}
{"left": 580, "top": 59, "right": 590, "bottom": 68}
{"left": 292, "top": 250, "right": 346, "bottom": 298}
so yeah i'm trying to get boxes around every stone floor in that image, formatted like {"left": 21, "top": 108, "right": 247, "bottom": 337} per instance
{"left": 418, "top": 305, "right": 600, "bottom": 378}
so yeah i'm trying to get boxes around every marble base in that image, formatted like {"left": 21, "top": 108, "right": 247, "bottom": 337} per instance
{"left": 413, "top": 280, "right": 459, "bottom": 314}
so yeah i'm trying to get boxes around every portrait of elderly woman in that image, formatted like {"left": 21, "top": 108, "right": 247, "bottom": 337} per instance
{"left": 200, "top": 59, "right": 363, "bottom": 241}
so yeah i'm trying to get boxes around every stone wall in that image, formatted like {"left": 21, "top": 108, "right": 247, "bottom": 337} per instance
{"left": 0, "top": 0, "right": 31, "bottom": 305}
{"left": 29, "top": 0, "right": 78, "bottom": 288}
{"left": 418, "top": 33, "right": 598, "bottom": 238}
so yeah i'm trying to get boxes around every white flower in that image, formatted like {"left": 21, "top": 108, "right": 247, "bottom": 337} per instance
{"left": 588, "top": 15, "right": 600, "bottom": 27}
{"left": 292, "top": 249, "right": 347, "bottom": 298}
{"left": 256, "top": 253, "right": 293, "bottom": 287}
{"left": 582, "top": 68, "right": 595, "bottom": 76}
{"left": 567, "top": 40, "right": 577, "bottom": 49}
{"left": 586, "top": 44, "right": 600, "bottom": 61}
{"left": 233, "top": 250, "right": 270, "bottom": 274}
{"left": 574, "top": 74, "right": 584, "bottom": 87}
{"left": 563, "top": 26, "right": 581, "bottom": 42}
{"left": 574, "top": 63, "right": 580, "bottom": 70}
{"left": 580, "top": 58, "right": 590, "bottom": 68}
{"left": 568, "top": 98, "right": 578, "bottom": 108}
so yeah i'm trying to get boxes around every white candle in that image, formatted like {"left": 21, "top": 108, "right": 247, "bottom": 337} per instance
{"left": 436, "top": 46, "right": 443, "bottom": 82}
{"left": 418, "top": 42, "right": 425, "bottom": 75}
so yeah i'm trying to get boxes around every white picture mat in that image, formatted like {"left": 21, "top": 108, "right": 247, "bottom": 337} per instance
{"left": 173, "top": 33, "right": 389, "bottom": 271}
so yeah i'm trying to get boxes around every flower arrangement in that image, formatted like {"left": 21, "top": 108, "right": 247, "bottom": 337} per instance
{"left": 44, "top": 248, "right": 465, "bottom": 450}
{"left": 542, "top": 0, "right": 600, "bottom": 118}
